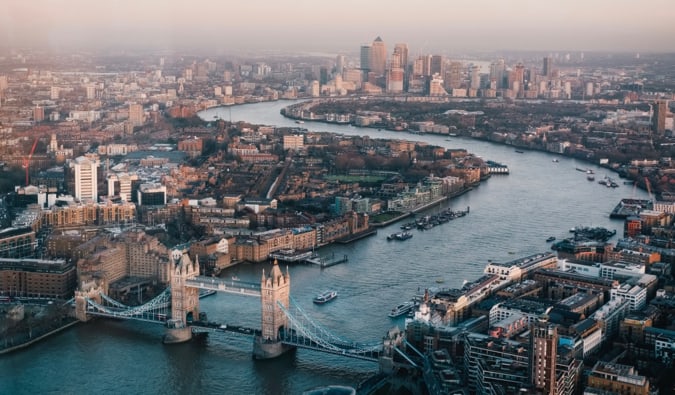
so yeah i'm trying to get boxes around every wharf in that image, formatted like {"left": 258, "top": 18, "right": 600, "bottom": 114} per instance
{"left": 306, "top": 253, "right": 348, "bottom": 268}
{"left": 609, "top": 198, "right": 653, "bottom": 219}
{"left": 269, "top": 249, "right": 317, "bottom": 263}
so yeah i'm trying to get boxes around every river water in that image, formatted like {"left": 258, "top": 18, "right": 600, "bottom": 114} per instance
{"left": 0, "top": 101, "right": 650, "bottom": 394}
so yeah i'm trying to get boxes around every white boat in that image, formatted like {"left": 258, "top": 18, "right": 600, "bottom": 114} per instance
{"left": 313, "top": 290, "right": 338, "bottom": 304}
{"left": 388, "top": 301, "right": 415, "bottom": 318}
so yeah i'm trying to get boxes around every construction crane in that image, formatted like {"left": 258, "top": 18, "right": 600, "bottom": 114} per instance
{"left": 22, "top": 137, "right": 38, "bottom": 186}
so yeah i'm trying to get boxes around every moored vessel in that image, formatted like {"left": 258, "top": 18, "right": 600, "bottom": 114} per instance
{"left": 388, "top": 301, "right": 416, "bottom": 318}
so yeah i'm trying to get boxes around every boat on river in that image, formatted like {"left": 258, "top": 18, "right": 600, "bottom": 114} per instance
{"left": 546, "top": 236, "right": 556, "bottom": 242}
{"left": 387, "top": 231, "right": 413, "bottom": 241}
{"left": 313, "top": 290, "right": 338, "bottom": 304}
{"left": 388, "top": 301, "right": 416, "bottom": 318}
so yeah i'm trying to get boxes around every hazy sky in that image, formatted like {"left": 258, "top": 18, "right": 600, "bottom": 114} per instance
{"left": 1, "top": 0, "right": 673, "bottom": 54}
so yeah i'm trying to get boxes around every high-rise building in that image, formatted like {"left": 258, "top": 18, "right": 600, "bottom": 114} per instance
{"left": 469, "top": 65, "right": 481, "bottom": 90}
{"left": 531, "top": 319, "right": 558, "bottom": 393}
{"left": 445, "top": 62, "right": 463, "bottom": 90}
{"left": 430, "top": 55, "right": 445, "bottom": 76}
{"left": 33, "top": 106, "right": 44, "bottom": 123}
{"left": 490, "top": 59, "right": 505, "bottom": 89}
{"left": 360, "top": 45, "right": 371, "bottom": 73}
{"left": 71, "top": 156, "right": 99, "bottom": 202}
{"left": 85, "top": 84, "right": 96, "bottom": 100}
{"left": 335, "top": 54, "right": 345, "bottom": 75}
{"left": 393, "top": 43, "right": 409, "bottom": 91}
{"left": 543, "top": 56, "right": 553, "bottom": 77}
{"left": 129, "top": 103, "right": 144, "bottom": 127}
{"left": 370, "top": 36, "right": 387, "bottom": 76}
{"left": 393, "top": 43, "right": 408, "bottom": 71}
{"left": 653, "top": 99, "right": 668, "bottom": 134}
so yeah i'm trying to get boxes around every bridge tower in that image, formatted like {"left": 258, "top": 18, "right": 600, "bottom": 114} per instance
{"left": 74, "top": 279, "right": 105, "bottom": 322}
{"left": 253, "top": 259, "right": 295, "bottom": 359}
{"left": 164, "top": 250, "right": 200, "bottom": 344}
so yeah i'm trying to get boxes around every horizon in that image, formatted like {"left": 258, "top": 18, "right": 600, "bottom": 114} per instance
{"left": 2, "top": 0, "right": 674, "bottom": 55}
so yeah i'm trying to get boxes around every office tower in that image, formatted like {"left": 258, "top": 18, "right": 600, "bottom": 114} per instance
{"left": 129, "top": 103, "right": 144, "bottom": 127}
{"left": 490, "top": 59, "right": 505, "bottom": 89}
{"left": 360, "top": 44, "right": 371, "bottom": 73}
{"left": 393, "top": 43, "right": 408, "bottom": 71}
{"left": 543, "top": 56, "right": 553, "bottom": 77}
{"left": 653, "top": 99, "right": 668, "bottom": 134}
{"left": 469, "top": 65, "right": 481, "bottom": 90}
{"left": 387, "top": 52, "right": 403, "bottom": 93}
{"left": 335, "top": 54, "right": 345, "bottom": 75}
{"left": 85, "top": 84, "right": 96, "bottom": 100}
{"left": 393, "top": 43, "right": 409, "bottom": 91}
{"left": 370, "top": 36, "right": 387, "bottom": 76}
{"left": 33, "top": 106, "right": 44, "bottom": 122}
{"left": 319, "top": 67, "right": 328, "bottom": 85}
{"left": 531, "top": 319, "right": 558, "bottom": 394}
{"left": 71, "top": 156, "right": 99, "bottom": 202}
{"left": 430, "top": 55, "right": 444, "bottom": 76}
{"left": 0, "top": 75, "right": 7, "bottom": 91}
{"left": 509, "top": 63, "right": 525, "bottom": 97}
{"left": 445, "top": 62, "right": 463, "bottom": 90}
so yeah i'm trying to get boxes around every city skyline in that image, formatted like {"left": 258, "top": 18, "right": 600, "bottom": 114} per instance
{"left": 1, "top": 0, "right": 674, "bottom": 54}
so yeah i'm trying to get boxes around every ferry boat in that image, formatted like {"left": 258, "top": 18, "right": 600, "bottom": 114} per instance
{"left": 388, "top": 301, "right": 416, "bottom": 318}
{"left": 313, "top": 290, "right": 338, "bottom": 304}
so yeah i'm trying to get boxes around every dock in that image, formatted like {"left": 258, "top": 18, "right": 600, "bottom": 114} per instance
{"left": 306, "top": 253, "right": 348, "bottom": 268}
{"left": 269, "top": 249, "right": 317, "bottom": 263}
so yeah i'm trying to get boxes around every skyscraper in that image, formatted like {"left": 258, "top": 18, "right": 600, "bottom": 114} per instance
{"left": 653, "top": 99, "right": 668, "bottom": 134}
{"left": 71, "top": 156, "right": 99, "bottom": 202}
{"left": 531, "top": 318, "right": 558, "bottom": 394}
{"left": 370, "top": 36, "right": 387, "bottom": 76}
{"left": 393, "top": 43, "right": 409, "bottom": 91}
{"left": 129, "top": 103, "right": 144, "bottom": 127}
{"left": 360, "top": 44, "right": 371, "bottom": 75}
{"left": 430, "top": 55, "right": 445, "bottom": 76}
{"left": 543, "top": 56, "right": 553, "bottom": 77}
{"left": 445, "top": 62, "right": 463, "bottom": 90}
{"left": 393, "top": 43, "right": 408, "bottom": 71}
{"left": 335, "top": 54, "right": 345, "bottom": 75}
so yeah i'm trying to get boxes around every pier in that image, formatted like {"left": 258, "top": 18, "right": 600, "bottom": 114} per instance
{"left": 306, "top": 253, "right": 349, "bottom": 268}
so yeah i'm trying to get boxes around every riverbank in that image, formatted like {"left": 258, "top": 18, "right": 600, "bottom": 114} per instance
{"left": 370, "top": 186, "right": 474, "bottom": 228}
{"left": 277, "top": 100, "right": 647, "bottom": 195}
{"left": 0, "top": 319, "right": 79, "bottom": 355}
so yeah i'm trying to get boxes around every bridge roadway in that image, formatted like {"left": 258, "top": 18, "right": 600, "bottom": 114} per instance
{"left": 191, "top": 323, "right": 381, "bottom": 362}
{"left": 185, "top": 276, "right": 261, "bottom": 297}
{"left": 191, "top": 321, "right": 261, "bottom": 337}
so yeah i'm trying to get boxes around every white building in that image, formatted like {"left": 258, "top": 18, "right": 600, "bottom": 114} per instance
{"left": 590, "top": 298, "right": 628, "bottom": 343}
{"left": 71, "top": 156, "right": 99, "bottom": 202}
{"left": 610, "top": 283, "right": 647, "bottom": 312}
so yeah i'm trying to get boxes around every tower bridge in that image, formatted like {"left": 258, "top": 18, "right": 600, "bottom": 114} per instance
{"left": 73, "top": 250, "right": 409, "bottom": 368}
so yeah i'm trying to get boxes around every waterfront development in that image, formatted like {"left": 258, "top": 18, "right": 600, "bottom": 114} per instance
{"left": 0, "top": 101, "right": 652, "bottom": 394}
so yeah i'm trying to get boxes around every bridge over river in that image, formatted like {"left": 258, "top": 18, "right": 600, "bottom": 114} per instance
{"left": 74, "top": 250, "right": 415, "bottom": 369}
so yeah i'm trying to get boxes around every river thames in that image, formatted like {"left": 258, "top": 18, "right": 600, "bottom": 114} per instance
{"left": 1, "top": 101, "right": 651, "bottom": 394}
